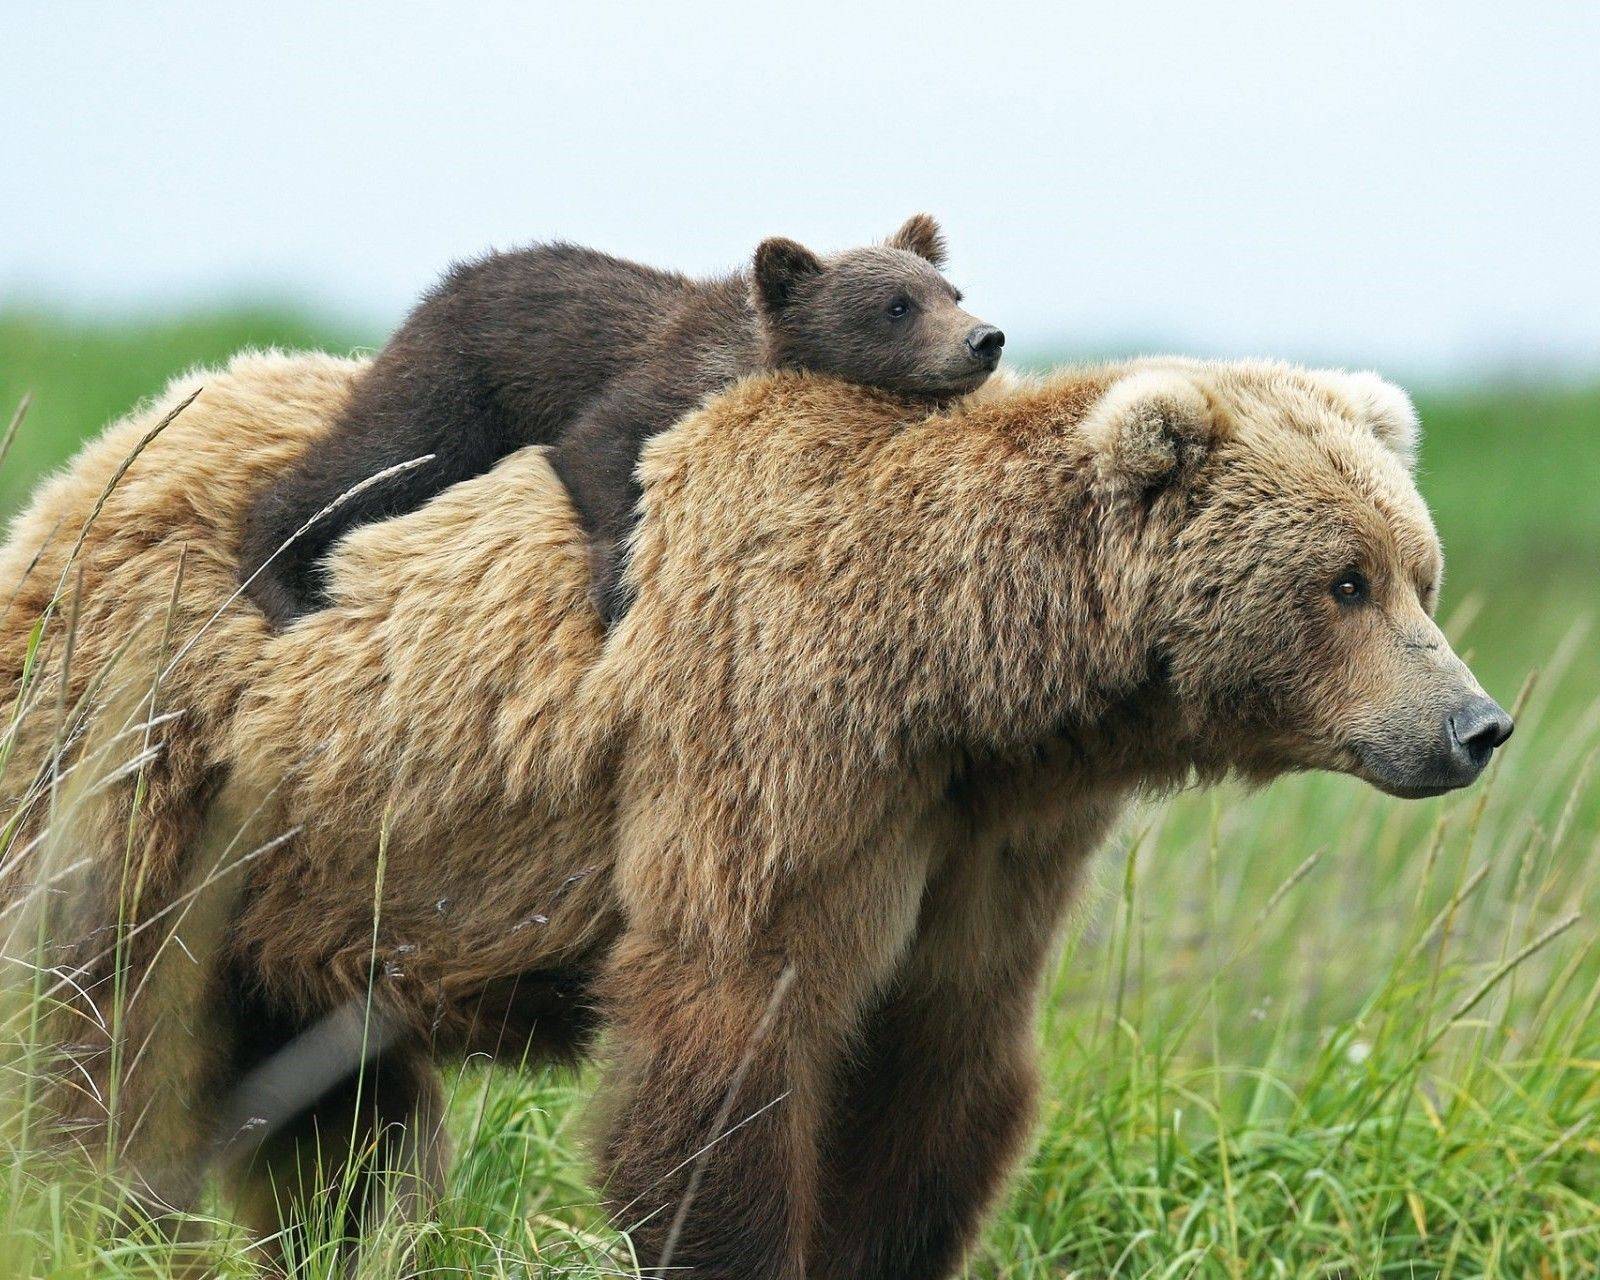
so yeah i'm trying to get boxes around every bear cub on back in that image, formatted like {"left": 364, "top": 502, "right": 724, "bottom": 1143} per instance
{"left": 240, "top": 214, "right": 1004, "bottom": 625}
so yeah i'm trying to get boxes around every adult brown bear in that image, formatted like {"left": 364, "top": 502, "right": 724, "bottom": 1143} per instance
{"left": 0, "top": 352, "right": 1510, "bottom": 1279}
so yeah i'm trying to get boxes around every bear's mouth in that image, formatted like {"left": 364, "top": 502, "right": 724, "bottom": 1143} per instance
{"left": 1348, "top": 743, "right": 1476, "bottom": 800}
{"left": 923, "top": 368, "right": 997, "bottom": 398}
{"left": 1365, "top": 778, "right": 1459, "bottom": 800}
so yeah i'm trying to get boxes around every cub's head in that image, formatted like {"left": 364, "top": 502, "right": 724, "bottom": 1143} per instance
{"left": 751, "top": 214, "right": 1003, "bottom": 399}
{"left": 1084, "top": 361, "right": 1512, "bottom": 798}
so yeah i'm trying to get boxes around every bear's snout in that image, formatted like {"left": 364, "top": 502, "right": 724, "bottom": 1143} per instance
{"left": 965, "top": 324, "right": 1005, "bottom": 368}
{"left": 1447, "top": 693, "right": 1515, "bottom": 772}
{"left": 1355, "top": 689, "right": 1513, "bottom": 799}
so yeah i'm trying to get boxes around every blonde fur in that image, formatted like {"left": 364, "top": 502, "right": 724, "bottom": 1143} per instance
{"left": 0, "top": 350, "right": 1478, "bottom": 1278}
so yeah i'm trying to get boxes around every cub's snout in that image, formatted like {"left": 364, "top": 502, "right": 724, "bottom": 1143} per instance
{"left": 965, "top": 324, "right": 1005, "bottom": 369}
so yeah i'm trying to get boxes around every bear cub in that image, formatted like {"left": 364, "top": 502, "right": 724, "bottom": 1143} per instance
{"left": 239, "top": 215, "right": 1003, "bottom": 625}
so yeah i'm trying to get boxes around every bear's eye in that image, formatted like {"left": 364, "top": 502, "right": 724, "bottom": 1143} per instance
{"left": 1332, "top": 571, "right": 1370, "bottom": 606}
{"left": 886, "top": 297, "right": 912, "bottom": 320}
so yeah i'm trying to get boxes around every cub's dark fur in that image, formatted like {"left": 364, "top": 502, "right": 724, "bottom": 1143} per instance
{"left": 239, "top": 215, "right": 1003, "bottom": 624}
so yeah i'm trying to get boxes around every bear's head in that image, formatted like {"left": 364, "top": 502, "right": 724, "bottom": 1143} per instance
{"left": 750, "top": 214, "right": 1004, "bottom": 399}
{"left": 1082, "top": 360, "right": 1513, "bottom": 798}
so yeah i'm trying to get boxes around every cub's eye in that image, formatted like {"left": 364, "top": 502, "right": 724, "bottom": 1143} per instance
{"left": 886, "top": 297, "right": 911, "bottom": 320}
{"left": 1332, "top": 571, "right": 1370, "bottom": 606}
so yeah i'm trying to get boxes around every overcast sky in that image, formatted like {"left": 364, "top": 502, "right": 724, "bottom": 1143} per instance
{"left": 5, "top": 1, "right": 1597, "bottom": 377}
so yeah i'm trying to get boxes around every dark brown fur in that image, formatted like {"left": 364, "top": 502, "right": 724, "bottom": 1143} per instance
{"left": 239, "top": 215, "right": 1001, "bottom": 624}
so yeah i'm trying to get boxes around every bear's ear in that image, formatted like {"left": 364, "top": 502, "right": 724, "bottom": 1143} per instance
{"left": 753, "top": 237, "right": 824, "bottom": 313}
{"left": 1321, "top": 369, "right": 1421, "bottom": 469}
{"left": 1079, "top": 369, "right": 1219, "bottom": 493}
{"left": 886, "top": 213, "right": 947, "bottom": 267}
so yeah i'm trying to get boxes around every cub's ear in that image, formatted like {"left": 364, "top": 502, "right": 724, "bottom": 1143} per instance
{"left": 1320, "top": 369, "right": 1421, "bottom": 469}
{"left": 753, "top": 237, "right": 824, "bottom": 312}
{"left": 1079, "top": 369, "right": 1219, "bottom": 492}
{"left": 886, "top": 213, "right": 947, "bottom": 267}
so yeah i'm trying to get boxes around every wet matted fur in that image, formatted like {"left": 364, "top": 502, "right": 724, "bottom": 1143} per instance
{"left": 0, "top": 349, "right": 1496, "bottom": 1279}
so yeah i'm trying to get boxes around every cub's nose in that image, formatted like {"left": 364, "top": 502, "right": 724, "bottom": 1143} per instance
{"left": 1448, "top": 695, "right": 1514, "bottom": 772}
{"left": 965, "top": 325, "right": 1005, "bottom": 365}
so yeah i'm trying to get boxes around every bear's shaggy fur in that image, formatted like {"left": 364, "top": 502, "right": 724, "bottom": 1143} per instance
{"left": 238, "top": 215, "right": 1002, "bottom": 626}
{"left": 0, "top": 349, "right": 1497, "bottom": 1279}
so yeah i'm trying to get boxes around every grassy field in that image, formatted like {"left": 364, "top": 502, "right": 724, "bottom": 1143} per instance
{"left": 0, "top": 308, "right": 1597, "bottom": 1277}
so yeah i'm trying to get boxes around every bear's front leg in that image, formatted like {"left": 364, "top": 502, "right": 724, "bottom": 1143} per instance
{"left": 809, "top": 802, "right": 1109, "bottom": 1280}
{"left": 593, "top": 894, "right": 919, "bottom": 1280}
{"left": 808, "top": 955, "right": 1043, "bottom": 1280}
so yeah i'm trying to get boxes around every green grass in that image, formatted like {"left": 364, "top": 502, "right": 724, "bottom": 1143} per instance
{"left": 1, "top": 309, "right": 1597, "bottom": 1277}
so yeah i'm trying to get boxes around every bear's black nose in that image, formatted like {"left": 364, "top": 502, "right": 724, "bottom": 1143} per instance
{"left": 966, "top": 325, "right": 1005, "bottom": 364}
{"left": 1448, "top": 695, "right": 1514, "bottom": 770}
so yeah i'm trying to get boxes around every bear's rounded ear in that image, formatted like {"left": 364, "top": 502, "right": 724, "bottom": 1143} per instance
{"left": 886, "top": 213, "right": 947, "bottom": 267}
{"left": 753, "top": 237, "right": 824, "bottom": 313}
{"left": 1079, "top": 369, "right": 1219, "bottom": 493}
{"left": 1322, "top": 369, "right": 1421, "bottom": 469}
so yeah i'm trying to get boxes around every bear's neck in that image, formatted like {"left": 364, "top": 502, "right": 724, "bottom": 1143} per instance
{"left": 613, "top": 363, "right": 1213, "bottom": 807}
{"left": 893, "top": 370, "right": 1251, "bottom": 796}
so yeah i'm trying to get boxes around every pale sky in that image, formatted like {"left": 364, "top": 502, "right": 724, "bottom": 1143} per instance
{"left": 5, "top": 1, "right": 1598, "bottom": 377}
